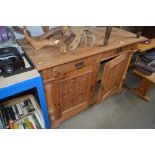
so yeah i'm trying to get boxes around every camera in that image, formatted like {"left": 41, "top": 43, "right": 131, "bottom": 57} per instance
{"left": 0, "top": 47, "right": 25, "bottom": 76}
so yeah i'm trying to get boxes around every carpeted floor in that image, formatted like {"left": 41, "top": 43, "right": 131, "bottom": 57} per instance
{"left": 60, "top": 70, "right": 155, "bottom": 129}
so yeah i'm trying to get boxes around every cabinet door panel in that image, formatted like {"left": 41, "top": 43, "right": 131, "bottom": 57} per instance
{"left": 97, "top": 53, "right": 131, "bottom": 103}
{"left": 52, "top": 64, "right": 99, "bottom": 120}
{"left": 60, "top": 72, "right": 91, "bottom": 111}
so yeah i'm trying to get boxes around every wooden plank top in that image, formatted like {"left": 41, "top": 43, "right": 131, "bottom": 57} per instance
{"left": 134, "top": 70, "right": 155, "bottom": 83}
{"left": 18, "top": 27, "right": 146, "bottom": 71}
{"left": 137, "top": 39, "right": 155, "bottom": 52}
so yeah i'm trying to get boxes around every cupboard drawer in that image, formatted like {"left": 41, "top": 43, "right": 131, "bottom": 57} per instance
{"left": 53, "top": 55, "right": 98, "bottom": 77}
{"left": 100, "top": 45, "right": 135, "bottom": 61}
{"left": 41, "top": 68, "right": 53, "bottom": 81}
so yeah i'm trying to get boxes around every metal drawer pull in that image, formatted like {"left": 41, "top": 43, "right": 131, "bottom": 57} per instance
{"left": 116, "top": 48, "right": 123, "bottom": 53}
{"left": 75, "top": 61, "right": 85, "bottom": 69}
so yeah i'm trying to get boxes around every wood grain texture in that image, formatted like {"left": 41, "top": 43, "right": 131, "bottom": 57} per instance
{"left": 132, "top": 79, "right": 152, "bottom": 102}
{"left": 137, "top": 39, "right": 155, "bottom": 52}
{"left": 51, "top": 65, "right": 98, "bottom": 124}
{"left": 23, "top": 28, "right": 67, "bottom": 53}
{"left": 134, "top": 70, "right": 155, "bottom": 83}
{"left": 18, "top": 27, "right": 146, "bottom": 71}
{"left": 97, "top": 52, "right": 130, "bottom": 104}
{"left": 42, "top": 26, "right": 49, "bottom": 33}
{"left": 131, "top": 70, "right": 155, "bottom": 102}
{"left": 44, "top": 83, "right": 55, "bottom": 121}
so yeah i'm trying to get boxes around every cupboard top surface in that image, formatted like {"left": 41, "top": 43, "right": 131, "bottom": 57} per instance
{"left": 18, "top": 27, "right": 146, "bottom": 71}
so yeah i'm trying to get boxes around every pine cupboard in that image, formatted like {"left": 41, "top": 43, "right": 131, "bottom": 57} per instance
{"left": 19, "top": 27, "right": 146, "bottom": 128}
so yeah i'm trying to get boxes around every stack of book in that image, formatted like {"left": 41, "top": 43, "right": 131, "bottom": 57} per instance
{"left": 0, "top": 95, "right": 45, "bottom": 129}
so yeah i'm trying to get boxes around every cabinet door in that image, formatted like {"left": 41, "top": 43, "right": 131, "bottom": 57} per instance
{"left": 52, "top": 63, "right": 99, "bottom": 120}
{"left": 97, "top": 52, "right": 132, "bottom": 103}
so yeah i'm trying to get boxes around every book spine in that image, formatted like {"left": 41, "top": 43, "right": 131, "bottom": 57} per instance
{"left": 24, "top": 100, "right": 30, "bottom": 113}
{"left": 14, "top": 105, "right": 20, "bottom": 118}
{"left": 22, "top": 123, "right": 27, "bottom": 129}
{"left": 8, "top": 107, "right": 16, "bottom": 121}
{"left": 18, "top": 122, "right": 24, "bottom": 129}
{"left": 6, "top": 107, "right": 12, "bottom": 121}
{"left": 30, "top": 98, "right": 39, "bottom": 111}
{"left": 27, "top": 99, "right": 35, "bottom": 112}
{"left": 0, "top": 116, "right": 4, "bottom": 129}
{"left": 20, "top": 102, "right": 28, "bottom": 115}
{"left": 30, "top": 122, "right": 35, "bottom": 129}
{"left": 0, "top": 107, "right": 5, "bottom": 129}
{"left": 31, "top": 114, "right": 41, "bottom": 129}
{"left": 28, "top": 115, "right": 37, "bottom": 129}
{"left": 12, "top": 106, "right": 18, "bottom": 120}
{"left": 1, "top": 106, "right": 9, "bottom": 127}
{"left": 24, "top": 118, "right": 33, "bottom": 129}
{"left": 16, "top": 104, "right": 23, "bottom": 116}
{"left": 14, "top": 123, "right": 19, "bottom": 129}
{"left": 34, "top": 111, "right": 45, "bottom": 128}
{"left": 9, "top": 120, "right": 14, "bottom": 129}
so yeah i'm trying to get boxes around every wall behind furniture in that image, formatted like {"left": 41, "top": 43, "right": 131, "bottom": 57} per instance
{"left": 121, "top": 26, "right": 155, "bottom": 39}
{"left": 15, "top": 26, "right": 154, "bottom": 40}
{"left": 14, "top": 26, "right": 54, "bottom": 39}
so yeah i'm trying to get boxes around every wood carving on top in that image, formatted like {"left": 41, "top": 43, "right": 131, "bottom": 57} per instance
{"left": 13, "top": 26, "right": 68, "bottom": 53}
{"left": 41, "top": 26, "right": 96, "bottom": 51}
{"left": 68, "top": 26, "right": 96, "bottom": 51}
{"left": 13, "top": 26, "right": 97, "bottom": 53}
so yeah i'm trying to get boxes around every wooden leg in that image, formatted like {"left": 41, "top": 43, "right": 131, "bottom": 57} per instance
{"left": 132, "top": 78, "right": 153, "bottom": 102}
{"left": 51, "top": 120, "right": 61, "bottom": 129}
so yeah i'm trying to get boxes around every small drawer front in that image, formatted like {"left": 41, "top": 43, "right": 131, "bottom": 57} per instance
{"left": 41, "top": 68, "right": 53, "bottom": 81}
{"left": 115, "top": 45, "right": 133, "bottom": 54}
{"left": 100, "top": 45, "right": 134, "bottom": 61}
{"left": 53, "top": 56, "right": 97, "bottom": 77}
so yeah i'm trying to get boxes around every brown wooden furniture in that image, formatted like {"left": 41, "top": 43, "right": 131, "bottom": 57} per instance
{"left": 131, "top": 38, "right": 155, "bottom": 101}
{"left": 18, "top": 27, "right": 146, "bottom": 128}
{"left": 132, "top": 70, "right": 155, "bottom": 102}
{"left": 137, "top": 39, "right": 155, "bottom": 53}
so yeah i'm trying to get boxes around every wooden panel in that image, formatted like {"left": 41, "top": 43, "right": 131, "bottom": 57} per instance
{"left": 18, "top": 27, "right": 146, "bottom": 71}
{"left": 62, "top": 102, "right": 88, "bottom": 122}
{"left": 132, "top": 78, "right": 152, "bottom": 102}
{"left": 41, "top": 68, "right": 53, "bottom": 81}
{"left": 60, "top": 71, "right": 91, "bottom": 112}
{"left": 97, "top": 53, "right": 130, "bottom": 103}
{"left": 53, "top": 55, "right": 99, "bottom": 77}
{"left": 52, "top": 64, "right": 99, "bottom": 122}
{"left": 137, "top": 39, "right": 155, "bottom": 52}
{"left": 134, "top": 70, "right": 155, "bottom": 84}
{"left": 99, "top": 45, "right": 136, "bottom": 61}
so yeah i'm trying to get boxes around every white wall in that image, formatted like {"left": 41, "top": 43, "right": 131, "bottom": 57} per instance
{"left": 14, "top": 26, "right": 54, "bottom": 39}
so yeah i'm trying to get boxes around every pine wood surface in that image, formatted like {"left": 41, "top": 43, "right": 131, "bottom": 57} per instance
{"left": 137, "top": 39, "right": 155, "bottom": 52}
{"left": 97, "top": 52, "right": 131, "bottom": 103}
{"left": 18, "top": 27, "right": 146, "bottom": 71}
{"left": 132, "top": 70, "right": 155, "bottom": 101}
{"left": 134, "top": 70, "right": 155, "bottom": 83}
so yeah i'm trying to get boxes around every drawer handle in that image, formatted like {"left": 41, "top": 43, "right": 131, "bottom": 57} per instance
{"left": 75, "top": 61, "right": 85, "bottom": 69}
{"left": 116, "top": 48, "right": 123, "bottom": 53}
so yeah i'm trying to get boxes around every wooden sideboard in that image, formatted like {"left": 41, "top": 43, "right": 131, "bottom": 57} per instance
{"left": 18, "top": 27, "right": 146, "bottom": 128}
